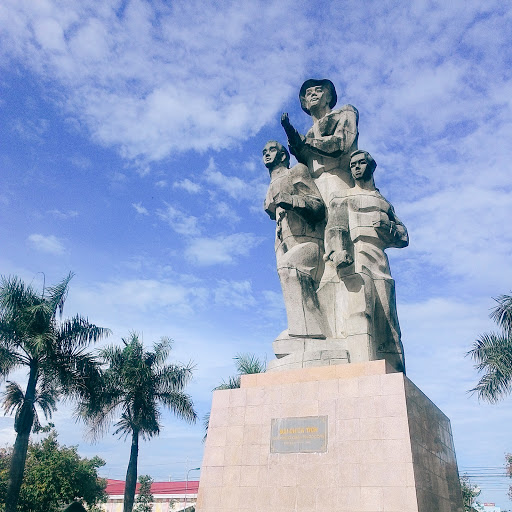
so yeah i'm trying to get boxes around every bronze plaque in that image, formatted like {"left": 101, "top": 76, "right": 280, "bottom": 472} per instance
{"left": 270, "top": 416, "right": 328, "bottom": 453}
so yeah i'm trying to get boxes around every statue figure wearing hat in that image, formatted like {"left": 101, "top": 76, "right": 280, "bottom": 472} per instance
{"left": 281, "top": 78, "right": 359, "bottom": 194}
{"left": 264, "top": 78, "right": 408, "bottom": 373}
{"left": 281, "top": 79, "right": 359, "bottom": 271}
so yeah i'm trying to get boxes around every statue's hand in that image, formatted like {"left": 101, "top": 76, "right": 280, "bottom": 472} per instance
{"left": 281, "top": 112, "right": 291, "bottom": 128}
{"left": 374, "top": 215, "right": 399, "bottom": 241}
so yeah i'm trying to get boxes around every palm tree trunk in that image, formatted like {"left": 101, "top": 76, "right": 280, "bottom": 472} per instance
{"left": 123, "top": 429, "right": 139, "bottom": 512}
{"left": 5, "top": 364, "right": 37, "bottom": 512}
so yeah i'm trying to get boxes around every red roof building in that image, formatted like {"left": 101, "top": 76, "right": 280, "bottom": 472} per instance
{"left": 101, "top": 479, "right": 199, "bottom": 512}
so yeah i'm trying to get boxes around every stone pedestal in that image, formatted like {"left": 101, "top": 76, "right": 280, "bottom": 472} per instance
{"left": 196, "top": 361, "right": 463, "bottom": 512}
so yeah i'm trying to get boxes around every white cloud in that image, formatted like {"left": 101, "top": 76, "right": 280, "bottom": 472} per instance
{"left": 155, "top": 180, "right": 167, "bottom": 188}
{"left": 132, "top": 202, "right": 149, "bottom": 215}
{"left": 0, "top": 0, "right": 309, "bottom": 161}
{"left": 185, "top": 233, "right": 263, "bottom": 266}
{"left": 48, "top": 209, "right": 78, "bottom": 219}
{"left": 27, "top": 234, "right": 66, "bottom": 255}
{"left": 398, "top": 185, "right": 512, "bottom": 291}
{"left": 243, "top": 159, "right": 258, "bottom": 173}
{"left": 12, "top": 118, "right": 49, "bottom": 142}
{"left": 156, "top": 203, "right": 200, "bottom": 236}
{"left": 215, "top": 201, "right": 240, "bottom": 224}
{"left": 214, "top": 279, "right": 256, "bottom": 309}
{"left": 173, "top": 178, "right": 202, "bottom": 194}
{"left": 69, "top": 155, "right": 92, "bottom": 169}
{"left": 261, "top": 290, "right": 285, "bottom": 316}
{"left": 204, "top": 157, "right": 267, "bottom": 203}
{"left": 75, "top": 278, "right": 209, "bottom": 321}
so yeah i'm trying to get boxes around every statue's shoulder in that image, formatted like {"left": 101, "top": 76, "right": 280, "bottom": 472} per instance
{"left": 336, "top": 104, "right": 358, "bottom": 114}
{"left": 334, "top": 104, "right": 359, "bottom": 123}
{"left": 290, "top": 162, "right": 311, "bottom": 179}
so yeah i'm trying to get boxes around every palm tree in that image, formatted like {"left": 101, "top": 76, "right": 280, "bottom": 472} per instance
{"left": 203, "top": 353, "right": 266, "bottom": 440}
{"left": 79, "top": 333, "right": 197, "bottom": 512}
{"left": 214, "top": 353, "right": 266, "bottom": 390}
{"left": 468, "top": 293, "right": 512, "bottom": 403}
{"left": 0, "top": 273, "right": 110, "bottom": 512}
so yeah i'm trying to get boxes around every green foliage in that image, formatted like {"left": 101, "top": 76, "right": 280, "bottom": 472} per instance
{"left": 0, "top": 273, "right": 110, "bottom": 512}
{"left": 0, "top": 431, "right": 107, "bottom": 512}
{"left": 79, "top": 332, "right": 197, "bottom": 441}
{"left": 505, "top": 453, "right": 512, "bottom": 501}
{"left": 213, "top": 353, "right": 266, "bottom": 390}
{"left": 460, "top": 474, "right": 481, "bottom": 512}
{"left": 134, "top": 475, "right": 154, "bottom": 512}
{"left": 468, "top": 292, "right": 512, "bottom": 402}
{"left": 204, "top": 353, "right": 266, "bottom": 440}
{"left": 78, "top": 332, "right": 196, "bottom": 512}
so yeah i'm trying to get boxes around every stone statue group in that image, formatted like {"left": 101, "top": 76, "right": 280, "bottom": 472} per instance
{"left": 263, "top": 79, "right": 408, "bottom": 373}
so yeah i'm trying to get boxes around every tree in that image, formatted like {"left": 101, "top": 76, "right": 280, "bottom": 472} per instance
{"left": 203, "top": 353, "right": 266, "bottom": 440}
{"left": 0, "top": 429, "right": 107, "bottom": 512}
{"left": 506, "top": 453, "right": 512, "bottom": 501}
{"left": 79, "top": 332, "right": 197, "bottom": 512}
{"left": 214, "top": 353, "right": 267, "bottom": 390}
{"left": 468, "top": 292, "right": 512, "bottom": 402}
{"left": 460, "top": 474, "right": 481, "bottom": 512}
{"left": 134, "top": 475, "right": 154, "bottom": 512}
{"left": 0, "top": 273, "right": 110, "bottom": 512}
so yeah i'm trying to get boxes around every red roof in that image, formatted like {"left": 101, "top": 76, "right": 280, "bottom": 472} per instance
{"left": 105, "top": 479, "right": 199, "bottom": 496}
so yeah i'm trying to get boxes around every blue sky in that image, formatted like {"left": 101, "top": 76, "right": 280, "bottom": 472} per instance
{"left": 1, "top": 0, "right": 512, "bottom": 506}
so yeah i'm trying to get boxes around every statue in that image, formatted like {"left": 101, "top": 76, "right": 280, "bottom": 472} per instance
{"left": 262, "top": 141, "right": 326, "bottom": 340}
{"left": 328, "top": 150, "right": 408, "bottom": 372}
{"left": 282, "top": 79, "right": 359, "bottom": 270}
{"left": 281, "top": 78, "right": 358, "bottom": 193}
{"left": 265, "top": 79, "right": 408, "bottom": 373}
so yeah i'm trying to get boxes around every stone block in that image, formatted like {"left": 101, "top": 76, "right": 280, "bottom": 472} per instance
{"left": 198, "top": 362, "right": 463, "bottom": 512}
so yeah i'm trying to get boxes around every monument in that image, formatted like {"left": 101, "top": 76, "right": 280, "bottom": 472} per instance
{"left": 196, "top": 79, "right": 464, "bottom": 512}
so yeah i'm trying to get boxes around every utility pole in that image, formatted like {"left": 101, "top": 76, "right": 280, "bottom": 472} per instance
{"left": 184, "top": 467, "right": 200, "bottom": 512}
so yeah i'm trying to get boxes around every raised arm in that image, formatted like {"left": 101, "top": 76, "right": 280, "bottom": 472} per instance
{"left": 281, "top": 113, "right": 307, "bottom": 164}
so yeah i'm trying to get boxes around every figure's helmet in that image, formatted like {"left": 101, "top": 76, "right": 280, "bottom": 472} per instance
{"left": 299, "top": 79, "right": 337, "bottom": 114}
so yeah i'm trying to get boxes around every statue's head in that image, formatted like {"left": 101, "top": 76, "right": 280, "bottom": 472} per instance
{"left": 262, "top": 140, "right": 290, "bottom": 170}
{"left": 299, "top": 79, "right": 337, "bottom": 115}
{"left": 350, "top": 150, "right": 377, "bottom": 180}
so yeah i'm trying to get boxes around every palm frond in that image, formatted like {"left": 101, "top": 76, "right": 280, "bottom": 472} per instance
{"left": 46, "top": 272, "right": 74, "bottom": 318}
{"left": 79, "top": 334, "right": 196, "bottom": 445}
{"left": 469, "top": 369, "right": 512, "bottom": 404}
{"left": 202, "top": 412, "right": 210, "bottom": 442}
{"left": 156, "top": 362, "right": 195, "bottom": 392}
{"left": 0, "top": 275, "right": 38, "bottom": 313}
{"left": 0, "top": 347, "right": 24, "bottom": 379}
{"left": 490, "top": 293, "right": 512, "bottom": 336}
{"left": 34, "top": 381, "right": 59, "bottom": 419}
{"left": 151, "top": 337, "right": 172, "bottom": 366}
{"left": 467, "top": 332, "right": 512, "bottom": 369}
{"left": 58, "top": 315, "right": 111, "bottom": 349}
{"left": 214, "top": 375, "right": 241, "bottom": 390}
{"left": 234, "top": 353, "right": 266, "bottom": 375}
{"left": 99, "top": 344, "right": 124, "bottom": 366}
{"left": 77, "top": 394, "right": 123, "bottom": 441}
{"left": 468, "top": 332, "right": 512, "bottom": 402}
{"left": 158, "top": 390, "right": 197, "bottom": 423}
{"left": 1, "top": 381, "right": 25, "bottom": 415}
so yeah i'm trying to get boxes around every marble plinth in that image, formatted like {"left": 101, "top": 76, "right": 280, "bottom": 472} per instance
{"left": 196, "top": 361, "right": 463, "bottom": 512}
